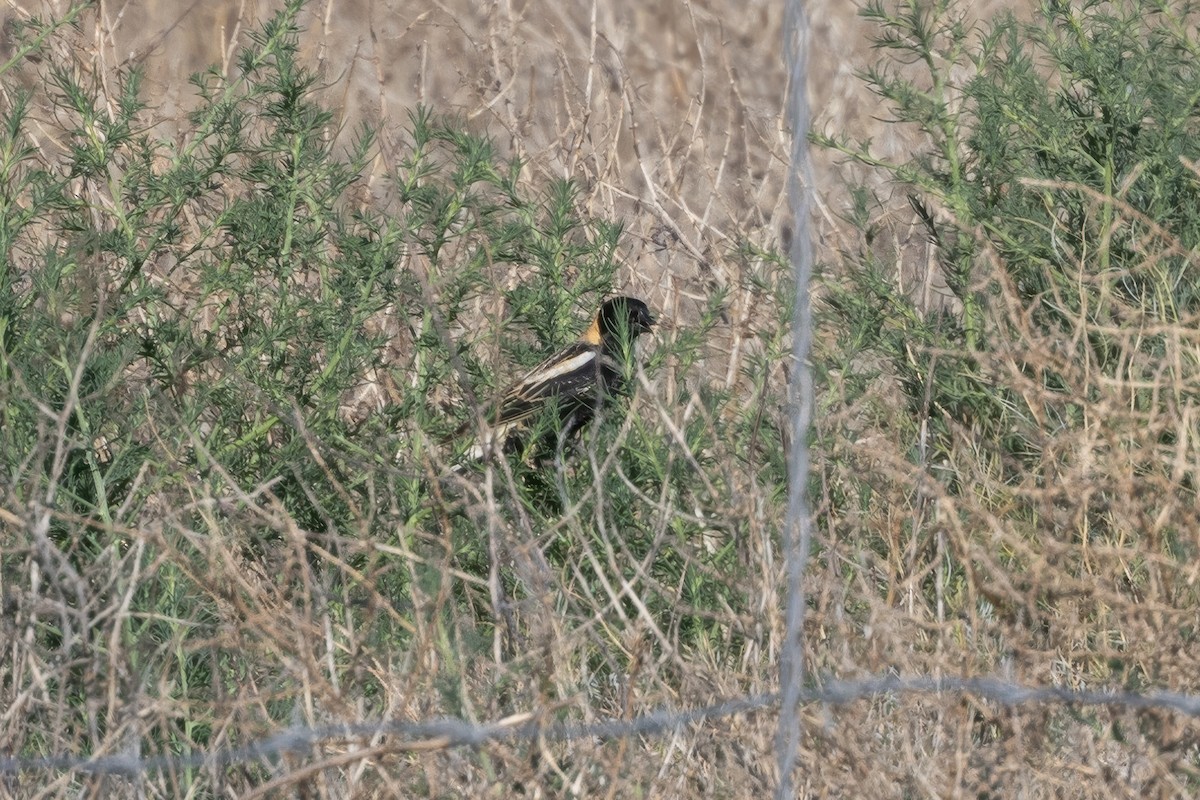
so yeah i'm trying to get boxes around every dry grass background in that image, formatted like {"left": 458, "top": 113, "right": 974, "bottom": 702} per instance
{"left": 3, "top": 0, "right": 1200, "bottom": 797}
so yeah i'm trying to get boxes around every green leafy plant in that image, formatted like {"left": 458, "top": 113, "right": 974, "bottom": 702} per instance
{"left": 815, "top": 0, "right": 1200, "bottom": 714}
{"left": 0, "top": 2, "right": 790, "bottom": 792}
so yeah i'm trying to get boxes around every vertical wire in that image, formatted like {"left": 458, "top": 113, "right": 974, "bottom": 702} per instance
{"left": 776, "top": 1, "right": 817, "bottom": 797}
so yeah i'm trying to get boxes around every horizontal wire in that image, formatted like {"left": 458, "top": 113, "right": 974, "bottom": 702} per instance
{"left": 4, "top": 674, "right": 1199, "bottom": 777}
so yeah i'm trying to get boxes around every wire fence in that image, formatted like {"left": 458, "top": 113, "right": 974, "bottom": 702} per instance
{"left": 4, "top": 676, "right": 1199, "bottom": 778}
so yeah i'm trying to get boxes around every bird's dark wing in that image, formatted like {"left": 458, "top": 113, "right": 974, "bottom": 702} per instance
{"left": 457, "top": 342, "right": 607, "bottom": 460}
{"left": 492, "top": 342, "right": 604, "bottom": 425}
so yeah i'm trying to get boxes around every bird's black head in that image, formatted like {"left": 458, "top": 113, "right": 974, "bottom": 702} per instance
{"left": 596, "top": 296, "right": 656, "bottom": 339}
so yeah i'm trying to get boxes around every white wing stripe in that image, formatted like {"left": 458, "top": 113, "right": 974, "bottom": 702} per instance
{"left": 518, "top": 349, "right": 597, "bottom": 391}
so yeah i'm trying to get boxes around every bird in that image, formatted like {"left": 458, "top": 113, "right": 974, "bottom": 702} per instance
{"left": 454, "top": 296, "right": 656, "bottom": 464}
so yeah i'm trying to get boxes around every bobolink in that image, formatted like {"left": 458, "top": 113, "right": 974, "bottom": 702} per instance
{"left": 456, "top": 296, "right": 656, "bottom": 463}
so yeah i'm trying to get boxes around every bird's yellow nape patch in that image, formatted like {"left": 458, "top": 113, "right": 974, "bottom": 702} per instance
{"left": 581, "top": 316, "right": 602, "bottom": 346}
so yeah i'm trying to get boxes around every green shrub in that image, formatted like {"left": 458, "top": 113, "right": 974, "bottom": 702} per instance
{"left": 0, "top": 1, "right": 789, "bottom": 788}
{"left": 816, "top": 0, "right": 1200, "bottom": 669}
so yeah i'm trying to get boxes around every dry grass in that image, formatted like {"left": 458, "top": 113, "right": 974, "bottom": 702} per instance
{"left": 2, "top": 0, "right": 1199, "bottom": 797}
